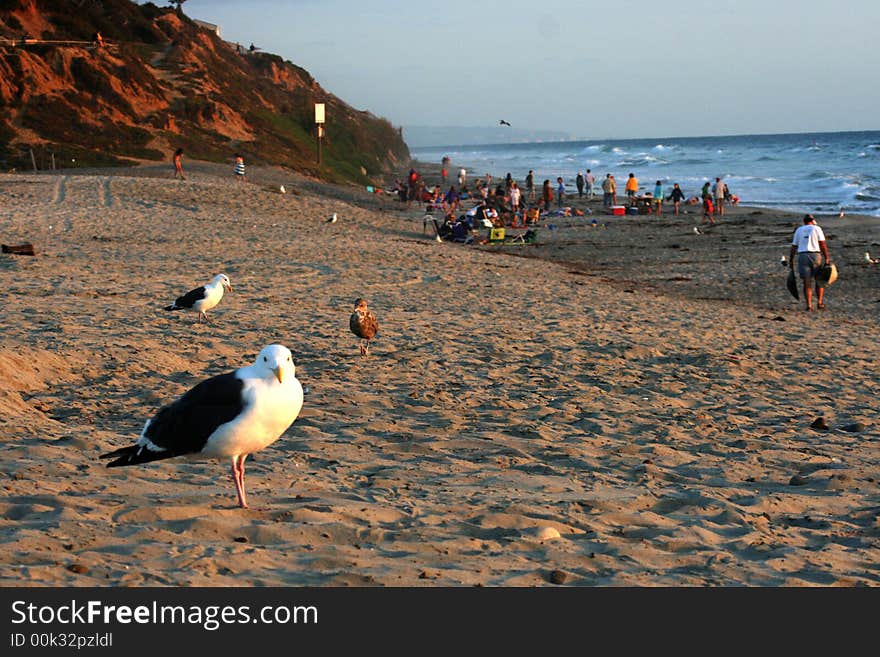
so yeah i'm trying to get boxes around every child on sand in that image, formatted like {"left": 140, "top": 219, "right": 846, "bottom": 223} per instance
{"left": 702, "top": 197, "right": 715, "bottom": 225}
{"left": 233, "top": 154, "right": 246, "bottom": 182}
{"left": 653, "top": 181, "right": 663, "bottom": 216}
{"left": 173, "top": 148, "right": 185, "bottom": 180}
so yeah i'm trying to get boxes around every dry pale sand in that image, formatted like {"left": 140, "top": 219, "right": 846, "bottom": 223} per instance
{"left": 0, "top": 162, "right": 878, "bottom": 587}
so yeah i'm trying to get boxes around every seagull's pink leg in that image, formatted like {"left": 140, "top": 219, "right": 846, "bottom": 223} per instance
{"left": 238, "top": 455, "right": 248, "bottom": 508}
{"left": 231, "top": 455, "right": 248, "bottom": 508}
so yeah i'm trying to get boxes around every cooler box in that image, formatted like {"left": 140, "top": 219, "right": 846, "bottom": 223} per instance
{"left": 627, "top": 207, "right": 639, "bottom": 215}
{"left": 610, "top": 205, "right": 626, "bottom": 216}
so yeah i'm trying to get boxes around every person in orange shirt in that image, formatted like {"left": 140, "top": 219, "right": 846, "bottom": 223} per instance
{"left": 625, "top": 173, "right": 639, "bottom": 206}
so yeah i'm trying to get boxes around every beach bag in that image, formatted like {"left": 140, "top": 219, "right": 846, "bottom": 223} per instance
{"left": 816, "top": 262, "right": 838, "bottom": 286}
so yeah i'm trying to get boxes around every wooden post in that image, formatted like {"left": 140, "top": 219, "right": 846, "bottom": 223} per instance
{"left": 317, "top": 125, "right": 323, "bottom": 165}
{"left": 314, "top": 103, "right": 325, "bottom": 166}
{"left": 30, "top": 149, "right": 37, "bottom": 172}
{"left": 51, "top": 153, "right": 55, "bottom": 170}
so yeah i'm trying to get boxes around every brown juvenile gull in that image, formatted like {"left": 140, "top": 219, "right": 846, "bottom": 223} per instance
{"left": 349, "top": 298, "right": 379, "bottom": 356}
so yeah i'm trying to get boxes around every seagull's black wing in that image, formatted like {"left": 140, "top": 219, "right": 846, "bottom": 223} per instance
{"left": 171, "top": 286, "right": 207, "bottom": 309}
{"left": 101, "top": 372, "right": 246, "bottom": 467}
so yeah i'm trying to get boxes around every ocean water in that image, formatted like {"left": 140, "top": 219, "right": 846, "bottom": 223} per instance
{"left": 412, "top": 130, "right": 880, "bottom": 217}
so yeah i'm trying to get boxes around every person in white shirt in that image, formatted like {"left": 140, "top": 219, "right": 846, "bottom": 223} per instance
{"left": 712, "top": 177, "right": 727, "bottom": 216}
{"left": 509, "top": 182, "right": 521, "bottom": 212}
{"left": 789, "top": 214, "right": 831, "bottom": 311}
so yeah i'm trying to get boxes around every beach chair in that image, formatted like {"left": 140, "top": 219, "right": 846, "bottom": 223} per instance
{"left": 507, "top": 228, "right": 538, "bottom": 245}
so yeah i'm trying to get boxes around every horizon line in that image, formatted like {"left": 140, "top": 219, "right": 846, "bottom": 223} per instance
{"left": 406, "top": 127, "right": 880, "bottom": 150}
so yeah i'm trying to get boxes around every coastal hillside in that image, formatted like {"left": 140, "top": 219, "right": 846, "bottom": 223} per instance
{"left": 0, "top": 0, "right": 409, "bottom": 183}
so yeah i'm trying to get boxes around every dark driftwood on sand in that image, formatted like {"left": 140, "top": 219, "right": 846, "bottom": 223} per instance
{"left": 2, "top": 243, "right": 36, "bottom": 256}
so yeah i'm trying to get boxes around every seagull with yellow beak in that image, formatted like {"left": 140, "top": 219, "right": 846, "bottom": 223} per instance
{"left": 100, "top": 345, "right": 304, "bottom": 508}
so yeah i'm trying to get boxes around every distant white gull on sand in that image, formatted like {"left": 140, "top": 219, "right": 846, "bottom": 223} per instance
{"left": 164, "top": 273, "right": 232, "bottom": 324}
{"left": 100, "top": 344, "right": 304, "bottom": 508}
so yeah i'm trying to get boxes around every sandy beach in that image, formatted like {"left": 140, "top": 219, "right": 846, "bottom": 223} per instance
{"left": 0, "top": 162, "right": 878, "bottom": 586}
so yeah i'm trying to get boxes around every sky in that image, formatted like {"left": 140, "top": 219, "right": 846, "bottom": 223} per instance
{"left": 174, "top": 0, "right": 879, "bottom": 140}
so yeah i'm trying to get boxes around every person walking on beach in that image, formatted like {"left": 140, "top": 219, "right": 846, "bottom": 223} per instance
{"left": 700, "top": 182, "right": 715, "bottom": 225}
{"left": 701, "top": 181, "right": 711, "bottom": 202}
{"left": 585, "top": 169, "right": 595, "bottom": 199}
{"left": 576, "top": 172, "right": 585, "bottom": 198}
{"left": 713, "top": 177, "right": 727, "bottom": 217}
{"left": 556, "top": 177, "right": 566, "bottom": 208}
{"left": 173, "top": 148, "right": 185, "bottom": 180}
{"left": 441, "top": 156, "right": 450, "bottom": 185}
{"left": 789, "top": 214, "right": 831, "bottom": 311}
{"left": 444, "top": 185, "right": 461, "bottom": 213}
{"left": 458, "top": 168, "right": 467, "bottom": 188}
{"left": 510, "top": 182, "right": 521, "bottom": 213}
{"left": 233, "top": 153, "right": 246, "bottom": 183}
{"left": 625, "top": 173, "right": 639, "bottom": 207}
{"left": 668, "top": 182, "right": 685, "bottom": 216}
{"left": 602, "top": 174, "right": 613, "bottom": 207}
{"left": 542, "top": 179, "right": 553, "bottom": 212}
{"left": 610, "top": 175, "right": 618, "bottom": 205}
{"left": 525, "top": 170, "right": 535, "bottom": 201}
{"left": 653, "top": 180, "right": 663, "bottom": 216}
{"left": 700, "top": 181, "right": 715, "bottom": 224}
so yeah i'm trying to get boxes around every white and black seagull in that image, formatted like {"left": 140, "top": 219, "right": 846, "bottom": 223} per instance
{"left": 164, "top": 273, "right": 232, "bottom": 324}
{"left": 100, "top": 344, "right": 304, "bottom": 508}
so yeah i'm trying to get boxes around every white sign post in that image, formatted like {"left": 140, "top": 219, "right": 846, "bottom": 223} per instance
{"left": 315, "top": 103, "right": 325, "bottom": 165}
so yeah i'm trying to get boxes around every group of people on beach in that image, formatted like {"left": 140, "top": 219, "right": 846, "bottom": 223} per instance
{"left": 171, "top": 148, "right": 247, "bottom": 183}
{"left": 425, "top": 160, "right": 835, "bottom": 312}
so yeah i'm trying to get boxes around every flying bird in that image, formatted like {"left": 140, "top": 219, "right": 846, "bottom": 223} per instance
{"left": 100, "top": 344, "right": 304, "bottom": 509}
{"left": 780, "top": 256, "right": 787, "bottom": 266}
{"left": 499, "top": 120, "right": 511, "bottom": 127}
{"left": 328, "top": 213, "right": 338, "bottom": 223}
{"left": 165, "top": 274, "right": 232, "bottom": 324}
{"left": 866, "top": 252, "right": 878, "bottom": 264}
{"left": 349, "top": 298, "right": 379, "bottom": 356}
{"left": 279, "top": 185, "right": 286, "bottom": 194}
{"left": 693, "top": 226, "right": 702, "bottom": 235}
